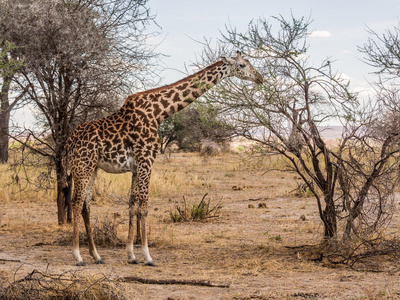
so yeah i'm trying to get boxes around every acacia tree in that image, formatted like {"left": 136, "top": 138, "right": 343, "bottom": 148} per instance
{"left": 199, "top": 15, "right": 400, "bottom": 240}
{"left": 0, "top": 0, "right": 159, "bottom": 224}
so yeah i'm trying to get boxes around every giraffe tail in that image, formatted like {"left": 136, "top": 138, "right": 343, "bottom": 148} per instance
{"left": 63, "top": 146, "right": 73, "bottom": 223}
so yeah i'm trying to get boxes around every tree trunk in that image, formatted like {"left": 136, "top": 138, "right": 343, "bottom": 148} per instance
{"left": 0, "top": 109, "right": 10, "bottom": 164}
{"left": 322, "top": 194, "right": 337, "bottom": 238}
{"left": 0, "top": 79, "right": 10, "bottom": 164}
{"left": 55, "top": 160, "right": 67, "bottom": 224}
{"left": 55, "top": 146, "right": 71, "bottom": 224}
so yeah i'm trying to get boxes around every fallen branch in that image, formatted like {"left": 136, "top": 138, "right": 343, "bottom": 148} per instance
{"left": 117, "top": 276, "right": 230, "bottom": 288}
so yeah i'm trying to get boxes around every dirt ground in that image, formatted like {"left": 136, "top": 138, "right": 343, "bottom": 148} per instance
{"left": 1, "top": 152, "right": 400, "bottom": 299}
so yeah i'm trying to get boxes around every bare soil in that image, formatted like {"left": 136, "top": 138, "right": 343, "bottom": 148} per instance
{"left": 1, "top": 152, "right": 400, "bottom": 299}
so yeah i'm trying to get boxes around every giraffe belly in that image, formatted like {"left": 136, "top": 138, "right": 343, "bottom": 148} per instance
{"left": 97, "top": 156, "right": 135, "bottom": 174}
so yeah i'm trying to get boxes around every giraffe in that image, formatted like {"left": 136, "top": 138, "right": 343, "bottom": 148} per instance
{"left": 67, "top": 51, "right": 264, "bottom": 266}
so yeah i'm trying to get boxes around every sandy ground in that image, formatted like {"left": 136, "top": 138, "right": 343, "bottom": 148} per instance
{"left": 1, "top": 152, "right": 399, "bottom": 299}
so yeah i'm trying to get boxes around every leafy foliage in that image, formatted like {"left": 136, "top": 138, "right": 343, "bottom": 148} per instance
{"left": 159, "top": 104, "right": 233, "bottom": 153}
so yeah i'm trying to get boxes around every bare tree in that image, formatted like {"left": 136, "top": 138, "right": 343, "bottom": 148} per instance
{"left": 359, "top": 23, "right": 400, "bottom": 79}
{"left": 198, "top": 15, "right": 400, "bottom": 240}
{"left": 0, "top": 38, "right": 27, "bottom": 163}
{"left": 0, "top": 0, "right": 159, "bottom": 224}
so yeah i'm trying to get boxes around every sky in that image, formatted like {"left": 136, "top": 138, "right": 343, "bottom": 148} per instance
{"left": 12, "top": 0, "right": 400, "bottom": 127}
{"left": 147, "top": 0, "right": 400, "bottom": 93}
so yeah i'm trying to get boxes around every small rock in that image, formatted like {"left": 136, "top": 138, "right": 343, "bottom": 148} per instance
{"left": 258, "top": 203, "right": 267, "bottom": 208}
{"left": 248, "top": 204, "right": 255, "bottom": 209}
{"left": 300, "top": 214, "right": 306, "bottom": 221}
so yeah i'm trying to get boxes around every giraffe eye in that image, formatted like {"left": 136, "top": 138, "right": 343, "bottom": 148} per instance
{"left": 239, "top": 64, "right": 246, "bottom": 68}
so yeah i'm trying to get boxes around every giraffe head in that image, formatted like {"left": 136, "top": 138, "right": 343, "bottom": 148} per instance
{"left": 221, "top": 51, "right": 264, "bottom": 84}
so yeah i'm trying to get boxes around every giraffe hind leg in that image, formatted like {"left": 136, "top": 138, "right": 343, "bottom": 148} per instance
{"left": 72, "top": 171, "right": 101, "bottom": 265}
{"left": 82, "top": 201, "right": 103, "bottom": 264}
{"left": 72, "top": 180, "right": 86, "bottom": 266}
{"left": 126, "top": 176, "right": 139, "bottom": 264}
{"left": 82, "top": 171, "right": 103, "bottom": 264}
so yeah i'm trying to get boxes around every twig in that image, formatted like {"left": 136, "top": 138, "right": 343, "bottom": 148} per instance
{"left": 248, "top": 197, "right": 268, "bottom": 201}
{"left": 117, "top": 276, "right": 230, "bottom": 288}
{"left": 0, "top": 258, "right": 21, "bottom": 263}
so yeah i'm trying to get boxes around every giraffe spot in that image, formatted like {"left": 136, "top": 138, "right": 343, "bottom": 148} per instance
{"left": 146, "top": 137, "right": 156, "bottom": 143}
{"left": 166, "top": 89, "right": 175, "bottom": 98}
{"left": 104, "top": 140, "right": 112, "bottom": 151}
{"left": 173, "top": 92, "right": 180, "bottom": 102}
{"left": 112, "top": 136, "right": 121, "bottom": 144}
{"left": 108, "top": 126, "right": 117, "bottom": 135}
{"left": 183, "top": 90, "right": 190, "bottom": 97}
{"left": 123, "top": 138, "right": 133, "bottom": 149}
{"left": 136, "top": 98, "right": 144, "bottom": 106}
{"left": 160, "top": 98, "right": 169, "bottom": 108}
{"left": 120, "top": 122, "right": 128, "bottom": 133}
{"left": 176, "top": 83, "right": 188, "bottom": 90}
{"left": 153, "top": 103, "right": 161, "bottom": 116}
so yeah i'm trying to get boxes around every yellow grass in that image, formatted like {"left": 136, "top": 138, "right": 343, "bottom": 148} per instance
{"left": 1, "top": 150, "right": 399, "bottom": 299}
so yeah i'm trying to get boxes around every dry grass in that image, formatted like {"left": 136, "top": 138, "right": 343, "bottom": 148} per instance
{"left": 0, "top": 151, "right": 400, "bottom": 299}
{"left": 0, "top": 269, "right": 125, "bottom": 300}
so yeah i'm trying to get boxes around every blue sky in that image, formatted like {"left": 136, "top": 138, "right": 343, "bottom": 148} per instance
{"left": 148, "top": 0, "right": 400, "bottom": 92}
{"left": 12, "top": 1, "right": 400, "bottom": 126}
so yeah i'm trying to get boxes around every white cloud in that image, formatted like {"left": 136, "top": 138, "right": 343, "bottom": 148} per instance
{"left": 338, "top": 72, "right": 351, "bottom": 81}
{"left": 308, "top": 30, "right": 332, "bottom": 38}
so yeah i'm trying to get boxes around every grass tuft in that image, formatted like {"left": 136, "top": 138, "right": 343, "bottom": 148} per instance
{"left": 169, "top": 193, "right": 222, "bottom": 223}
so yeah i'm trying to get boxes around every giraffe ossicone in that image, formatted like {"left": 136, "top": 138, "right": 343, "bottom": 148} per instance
{"left": 67, "top": 51, "right": 263, "bottom": 266}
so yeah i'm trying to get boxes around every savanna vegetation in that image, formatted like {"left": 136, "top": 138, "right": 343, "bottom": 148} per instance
{"left": 1, "top": 1, "right": 400, "bottom": 299}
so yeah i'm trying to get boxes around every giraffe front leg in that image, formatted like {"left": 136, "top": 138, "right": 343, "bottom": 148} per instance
{"left": 134, "top": 155, "right": 156, "bottom": 266}
{"left": 139, "top": 202, "right": 155, "bottom": 266}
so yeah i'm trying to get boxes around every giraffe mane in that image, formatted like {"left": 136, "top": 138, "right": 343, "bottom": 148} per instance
{"left": 133, "top": 60, "right": 224, "bottom": 97}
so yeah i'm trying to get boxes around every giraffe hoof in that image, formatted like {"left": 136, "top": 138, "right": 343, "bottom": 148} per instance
{"left": 128, "top": 259, "right": 140, "bottom": 265}
{"left": 95, "top": 259, "right": 105, "bottom": 264}
{"left": 76, "top": 261, "right": 86, "bottom": 266}
{"left": 144, "top": 261, "right": 156, "bottom": 267}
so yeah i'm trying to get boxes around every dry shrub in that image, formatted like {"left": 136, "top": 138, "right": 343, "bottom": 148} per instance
{"left": 200, "top": 140, "right": 221, "bottom": 156}
{"left": 322, "top": 236, "right": 400, "bottom": 272}
{"left": 289, "top": 236, "right": 400, "bottom": 272}
{"left": 56, "top": 215, "right": 124, "bottom": 248}
{"left": 0, "top": 269, "right": 125, "bottom": 300}
{"left": 290, "top": 182, "right": 314, "bottom": 198}
{"left": 169, "top": 193, "right": 222, "bottom": 223}
{"left": 92, "top": 216, "right": 124, "bottom": 248}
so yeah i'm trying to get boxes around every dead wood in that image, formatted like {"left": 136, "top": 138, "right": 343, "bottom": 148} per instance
{"left": 117, "top": 276, "right": 230, "bottom": 288}
{"left": 248, "top": 197, "right": 268, "bottom": 201}
{"left": 0, "top": 258, "right": 21, "bottom": 263}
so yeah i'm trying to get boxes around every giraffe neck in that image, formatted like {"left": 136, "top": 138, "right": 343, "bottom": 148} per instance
{"left": 122, "top": 60, "right": 231, "bottom": 125}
